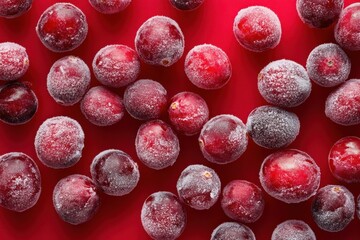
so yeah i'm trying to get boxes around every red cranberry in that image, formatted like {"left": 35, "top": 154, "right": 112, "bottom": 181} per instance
{"left": 185, "top": 44, "right": 232, "bottom": 90}
{"left": 306, "top": 43, "right": 350, "bottom": 87}
{"left": 233, "top": 6, "right": 281, "bottom": 52}
{"left": 34, "top": 116, "right": 84, "bottom": 169}
{"left": 135, "top": 120, "right": 180, "bottom": 170}
{"left": 325, "top": 79, "right": 360, "bottom": 126}
{"left": 90, "top": 149, "right": 140, "bottom": 196}
{"left": 311, "top": 185, "right": 355, "bottom": 232}
{"left": 271, "top": 220, "right": 316, "bottom": 240}
{"left": 199, "top": 114, "right": 248, "bottom": 164}
{"left": 296, "top": 0, "right": 343, "bottom": 28}
{"left": 211, "top": 222, "right": 255, "bottom": 240}
{"left": 81, "top": 86, "right": 125, "bottom": 126}
{"left": 0, "top": 81, "right": 38, "bottom": 125}
{"left": 335, "top": 3, "right": 360, "bottom": 51}
{"left": 169, "top": 0, "right": 204, "bottom": 11}
{"left": 89, "top": 0, "right": 131, "bottom": 14}
{"left": 357, "top": 194, "right": 360, "bottom": 220}
{"left": 221, "top": 180, "right": 264, "bottom": 223}
{"left": 168, "top": 91, "right": 209, "bottom": 136}
{"left": 258, "top": 59, "right": 311, "bottom": 107}
{"left": 92, "top": 44, "right": 140, "bottom": 88}
{"left": 141, "top": 191, "right": 186, "bottom": 240}
{"left": 0, "top": 0, "right": 32, "bottom": 18}
{"left": 0, "top": 152, "right": 41, "bottom": 212}
{"left": 0, "top": 42, "right": 29, "bottom": 81}
{"left": 47, "top": 56, "right": 90, "bottom": 106}
{"left": 36, "top": 3, "right": 88, "bottom": 52}
{"left": 259, "top": 149, "right": 321, "bottom": 204}
{"left": 53, "top": 174, "right": 100, "bottom": 225}
{"left": 135, "top": 16, "right": 184, "bottom": 67}
{"left": 176, "top": 164, "right": 221, "bottom": 210}
{"left": 124, "top": 79, "right": 167, "bottom": 121}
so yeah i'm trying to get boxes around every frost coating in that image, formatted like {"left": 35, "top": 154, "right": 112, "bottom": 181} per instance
{"left": 211, "top": 222, "right": 256, "bottom": 240}
{"left": 0, "top": 0, "right": 32, "bottom": 18}
{"left": 169, "top": 0, "right": 205, "bottom": 11}
{"left": 89, "top": 0, "right": 131, "bottom": 14}
{"left": 271, "top": 219, "right": 316, "bottom": 240}
{"left": 0, "top": 42, "right": 29, "bottom": 81}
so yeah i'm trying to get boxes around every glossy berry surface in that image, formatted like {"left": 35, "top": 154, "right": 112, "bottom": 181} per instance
{"left": 169, "top": 0, "right": 204, "bottom": 11}
{"left": 233, "top": 6, "right": 281, "bottom": 52}
{"left": 0, "top": 152, "right": 41, "bottom": 212}
{"left": 53, "top": 174, "right": 100, "bottom": 225}
{"left": 177, "top": 164, "right": 221, "bottom": 210}
{"left": 90, "top": 149, "right": 140, "bottom": 196}
{"left": 211, "top": 222, "right": 256, "bottom": 240}
{"left": 89, "top": 0, "right": 131, "bottom": 14}
{"left": 141, "top": 191, "right": 186, "bottom": 240}
{"left": 36, "top": 3, "right": 88, "bottom": 52}
{"left": 185, "top": 44, "right": 232, "bottom": 90}
{"left": 260, "top": 149, "right": 321, "bottom": 204}
{"left": 271, "top": 219, "right": 316, "bottom": 240}
{"left": 311, "top": 185, "right": 355, "bottom": 232}
{"left": 0, "top": 0, "right": 32, "bottom": 18}
{"left": 0, "top": 42, "right": 29, "bottom": 81}
{"left": 168, "top": 91, "right": 209, "bottom": 136}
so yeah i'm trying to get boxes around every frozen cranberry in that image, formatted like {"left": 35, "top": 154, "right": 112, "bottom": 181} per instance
{"left": 124, "top": 79, "right": 167, "bottom": 120}
{"left": 36, "top": 3, "right": 88, "bottom": 52}
{"left": 90, "top": 149, "right": 140, "bottom": 196}
{"left": 0, "top": 0, "right": 32, "bottom": 18}
{"left": 81, "top": 86, "right": 124, "bottom": 126}
{"left": 246, "top": 105, "right": 300, "bottom": 149}
{"left": 47, "top": 56, "right": 90, "bottom": 106}
{"left": 325, "top": 79, "right": 360, "bottom": 126}
{"left": 311, "top": 185, "right": 355, "bottom": 232}
{"left": 0, "top": 42, "right": 29, "bottom": 81}
{"left": 306, "top": 43, "right": 350, "bottom": 87}
{"left": 135, "top": 16, "right": 184, "bottom": 67}
{"left": 260, "top": 149, "right": 321, "bottom": 204}
{"left": 169, "top": 0, "right": 204, "bottom": 11}
{"left": 296, "top": 0, "right": 343, "bottom": 28}
{"left": 89, "top": 0, "right": 131, "bottom": 14}
{"left": 184, "top": 44, "right": 232, "bottom": 90}
{"left": 221, "top": 180, "right": 264, "bottom": 223}
{"left": 92, "top": 45, "right": 140, "bottom": 88}
{"left": 0, "top": 81, "right": 38, "bottom": 125}
{"left": 35, "top": 116, "right": 84, "bottom": 169}
{"left": 177, "top": 164, "right": 221, "bottom": 210}
{"left": 211, "top": 222, "right": 255, "bottom": 240}
{"left": 168, "top": 91, "right": 209, "bottom": 136}
{"left": 271, "top": 220, "right": 316, "bottom": 240}
{"left": 258, "top": 59, "right": 311, "bottom": 107}
{"left": 233, "top": 6, "right": 281, "bottom": 52}
{"left": 0, "top": 152, "right": 41, "bottom": 212}
{"left": 335, "top": 3, "right": 360, "bottom": 51}
{"left": 53, "top": 174, "right": 100, "bottom": 225}
{"left": 135, "top": 120, "right": 180, "bottom": 170}
{"left": 141, "top": 191, "right": 186, "bottom": 240}
{"left": 199, "top": 114, "right": 248, "bottom": 164}
{"left": 357, "top": 194, "right": 360, "bottom": 220}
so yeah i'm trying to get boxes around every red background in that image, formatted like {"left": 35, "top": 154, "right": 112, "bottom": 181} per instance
{"left": 1, "top": 0, "right": 360, "bottom": 239}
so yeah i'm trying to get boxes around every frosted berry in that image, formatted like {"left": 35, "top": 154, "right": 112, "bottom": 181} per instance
{"left": 92, "top": 44, "right": 140, "bottom": 88}
{"left": 36, "top": 3, "right": 88, "bottom": 52}
{"left": 135, "top": 16, "right": 184, "bottom": 67}
{"left": 260, "top": 149, "right": 321, "bottom": 204}
{"left": 211, "top": 222, "right": 256, "bottom": 240}
{"left": 185, "top": 44, "right": 232, "bottom": 90}
{"left": 0, "top": 152, "right": 41, "bottom": 212}
{"left": 89, "top": 0, "right": 131, "bottom": 14}
{"left": 169, "top": 0, "right": 204, "bottom": 11}
{"left": 0, "top": 0, "right": 32, "bottom": 18}
{"left": 47, "top": 56, "right": 90, "bottom": 106}
{"left": 357, "top": 194, "right": 360, "bottom": 220}
{"left": 53, "top": 174, "right": 100, "bottom": 225}
{"left": 271, "top": 220, "right": 316, "bottom": 240}
{"left": 0, "top": 42, "right": 29, "bottom": 81}
{"left": 176, "top": 164, "right": 221, "bottom": 210}
{"left": 233, "top": 6, "right": 281, "bottom": 52}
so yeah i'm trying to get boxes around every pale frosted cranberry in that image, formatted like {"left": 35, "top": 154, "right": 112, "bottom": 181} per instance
{"left": 258, "top": 59, "right": 311, "bottom": 107}
{"left": 199, "top": 114, "right": 248, "bottom": 164}
{"left": 0, "top": 0, "right": 32, "bottom": 18}
{"left": 90, "top": 149, "right": 139, "bottom": 196}
{"left": 141, "top": 191, "right": 186, "bottom": 240}
{"left": 169, "top": 0, "right": 204, "bottom": 11}
{"left": 89, "top": 0, "right": 131, "bottom": 14}
{"left": 233, "top": 6, "right": 281, "bottom": 52}
{"left": 357, "top": 194, "right": 360, "bottom": 220}
{"left": 36, "top": 3, "right": 88, "bottom": 52}
{"left": 135, "top": 16, "right": 184, "bottom": 67}
{"left": 168, "top": 91, "right": 209, "bottom": 136}
{"left": 53, "top": 174, "right": 100, "bottom": 225}
{"left": 81, "top": 86, "right": 124, "bottom": 126}
{"left": 260, "top": 149, "right": 321, "bottom": 204}
{"left": 306, "top": 43, "right": 350, "bottom": 87}
{"left": 0, "top": 152, "right": 41, "bottom": 212}
{"left": 311, "top": 185, "right": 355, "bottom": 232}
{"left": 0, "top": 42, "right": 29, "bottom": 81}
{"left": 177, "top": 164, "right": 221, "bottom": 210}
{"left": 135, "top": 120, "right": 180, "bottom": 170}
{"left": 92, "top": 45, "right": 140, "bottom": 88}
{"left": 211, "top": 222, "right": 256, "bottom": 240}
{"left": 271, "top": 220, "right": 316, "bottom": 240}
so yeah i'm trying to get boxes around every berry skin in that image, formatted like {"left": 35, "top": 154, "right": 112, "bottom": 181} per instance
{"left": 0, "top": 42, "right": 29, "bottom": 81}
{"left": 271, "top": 219, "right": 316, "bottom": 240}
{"left": 169, "top": 0, "right": 205, "bottom": 11}
{"left": 0, "top": 0, "right": 32, "bottom": 18}
{"left": 211, "top": 222, "right": 256, "bottom": 240}
{"left": 89, "top": 0, "right": 131, "bottom": 14}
